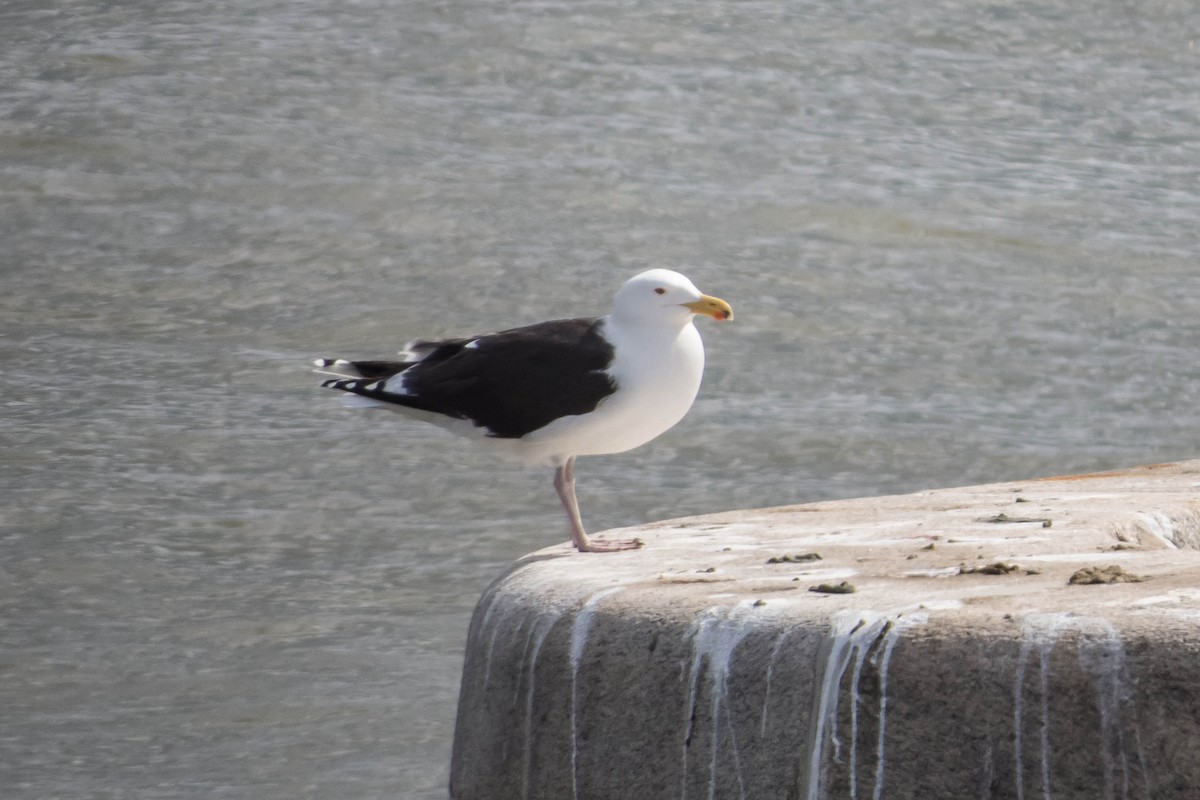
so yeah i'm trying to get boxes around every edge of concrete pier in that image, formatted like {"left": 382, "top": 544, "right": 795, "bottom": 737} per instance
{"left": 451, "top": 460, "right": 1200, "bottom": 799}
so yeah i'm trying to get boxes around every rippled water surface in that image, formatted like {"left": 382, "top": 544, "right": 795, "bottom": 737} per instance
{"left": 2, "top": 1, "right": 1198, "bottom": 797}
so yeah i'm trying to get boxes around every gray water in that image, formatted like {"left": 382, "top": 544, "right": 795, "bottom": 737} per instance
{"left": 2, "top": 1, "right": 1198, "bottom": 797}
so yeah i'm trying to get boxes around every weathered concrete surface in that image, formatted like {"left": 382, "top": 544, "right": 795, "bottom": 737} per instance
{"left": 450, "top": 461, "right": 1200, "bottom": 799}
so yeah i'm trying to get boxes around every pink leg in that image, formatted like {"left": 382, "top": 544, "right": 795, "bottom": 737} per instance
{"left": 553, "top": 457, "right": 643, "bottom": 553}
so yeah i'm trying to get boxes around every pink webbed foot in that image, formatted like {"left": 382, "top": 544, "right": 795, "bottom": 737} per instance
{"left": 574, "top": 536, "right": 644, "bottom": 553}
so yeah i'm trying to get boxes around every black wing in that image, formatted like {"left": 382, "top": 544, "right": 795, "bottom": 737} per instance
{"left": 322, "top": 318, "right": 618, "bottom": 439}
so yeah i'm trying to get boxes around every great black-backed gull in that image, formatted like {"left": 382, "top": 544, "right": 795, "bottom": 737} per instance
{"left": 314, "top": 269, "right": 733, "bottom": 553}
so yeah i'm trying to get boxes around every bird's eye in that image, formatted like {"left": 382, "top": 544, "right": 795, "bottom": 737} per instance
{"left": 654, "top": 287, "right": 666, "bottom": 295}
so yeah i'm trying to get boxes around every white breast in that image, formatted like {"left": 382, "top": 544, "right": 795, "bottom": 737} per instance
{"left": 514, "top": 317, "right": 706, "bottom": 464}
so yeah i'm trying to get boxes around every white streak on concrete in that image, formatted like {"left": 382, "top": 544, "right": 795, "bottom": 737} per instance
{"left": 870, "top": 613, "right": 927, "bottom": 800}
{"left": 806, "top": 613, "right": 872, "bottom": 800}
{"left": 1037, "top": 637, "right": 1053, "bottom": 800}
{"left": 1077, "top": 621, "right": 1123, "bottom": 800}
{"left": 901, "top": 566, "right": 963, "bottom": 578}
{"left": 1013, "top": 613, "right": 1153, "bottom": 800}
{"left": 1075, "top": 619, "right": 1151, "bottom": 800}
{"left": 760, "top": 628, "right": 793, "bottom": 737}
{"left": 483, "top": 626, "right": 502, "bottom": 687}
{"left": 1020, "top": 552, "right": 1155, "bottom": 564}
{"left": 478, "top": 564, "right": 541, "bottom": 687}
{"left": 847, "top": 626, "right": 875, "bottom": 799}
{"left": 1013, "top": 613, "right": 1078, "bottom": 800}
{"left": 680, "top": 603, "right": 763, "bottom": 800}
{"left": 981, "top": 741, "right": 996, "bottom": 800}
{"left": 916, "top": 599, "right": 963, "bottom": 611}
{"left": 1014, "top": 635, "right": 1030, "bottom": 800}
{"left": 810, "top": 613, "right": 870, "bottom": 800}
{"left": 521, "top": 612, "right": 560, "bottom": 800}
{"left": 804, "top": 610, "right": 931, "bottom": 800}
{"left": 570, "top": 587, "right": 624, "bottom": 800}
{"left": 479, "top": 588, "right": 512, "bottom": 688}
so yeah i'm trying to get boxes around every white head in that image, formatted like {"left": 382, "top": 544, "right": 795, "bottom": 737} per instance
{"left": 610, "top": 269, "right": 733, "bottom": 327}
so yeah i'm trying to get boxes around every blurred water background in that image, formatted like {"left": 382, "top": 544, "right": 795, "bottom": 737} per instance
{"left": 2, "top": 1, "right": 1198, "bottom": 797}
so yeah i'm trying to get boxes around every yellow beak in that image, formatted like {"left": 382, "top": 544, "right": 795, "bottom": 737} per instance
{"left": 683, "top": 294, "right": 734, "bottom": 322}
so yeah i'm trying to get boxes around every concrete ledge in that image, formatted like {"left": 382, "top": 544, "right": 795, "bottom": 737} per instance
{"left": 450, "top": 461, "right": 1200, "bottom": 799}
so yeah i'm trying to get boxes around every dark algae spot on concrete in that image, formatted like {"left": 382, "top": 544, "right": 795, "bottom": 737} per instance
{"left": 806, "top": 582, "right": 854, "bottom": 594}
{"left": 1068, "top": 564, "right": 1145, "bottom": 584}
{"left": 959, "top": 561, "right": 1021, "bottom": 575}
{"left": 981, "top": 512, "right": 1053, "bottom": 527}
{"left": 766, "top": 552, "right": 822, "bottom": 564}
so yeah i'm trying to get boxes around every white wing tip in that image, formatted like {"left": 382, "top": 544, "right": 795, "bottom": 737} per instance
{"left": 313, "top": 358, "right": 359, "bottom": 377}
